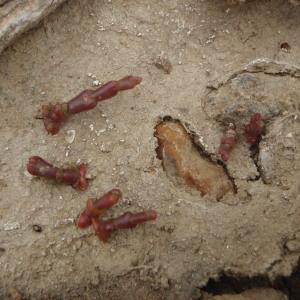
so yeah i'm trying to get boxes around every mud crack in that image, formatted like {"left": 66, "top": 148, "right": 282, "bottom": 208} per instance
{"left": 206, "top": 59, "right": 300, "bottom": 92}
{"left": 247, "top": 144, "right": 263, "bottom": 182}
{"left": 199, "top": 260, "right": 300, "bottom": 300}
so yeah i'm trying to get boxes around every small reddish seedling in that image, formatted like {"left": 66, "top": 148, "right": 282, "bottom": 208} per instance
{"left": 76, "top": 189, "right": 122, "bottom": 229}
{"left": 244, "top": 113, "right": 263, "bottom": 146}
{"left": 92, "top": 210, "right": 157, "bottom": 243}
{"left": 218, "top": 123, "right": 237, "bottom": 162}
{"left": 76, "top": 190, "right": 157, "bottom": 243}
{"left": 41, "top": 75, "right": 143, "bottom": 134}
{"left": 27, "top": 156, "right": 88, "bottom": 191}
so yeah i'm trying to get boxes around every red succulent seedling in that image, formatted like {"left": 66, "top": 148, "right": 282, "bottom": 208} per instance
{"left": 41, "top": 76, "right": 143, "bottom": 134}
{"left": 27, "top": 156, "right": 88, "bottom": 191}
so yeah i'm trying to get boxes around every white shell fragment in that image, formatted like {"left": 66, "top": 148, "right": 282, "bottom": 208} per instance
{"left": 65, "top": 130, "right": 76, "bottom": 144}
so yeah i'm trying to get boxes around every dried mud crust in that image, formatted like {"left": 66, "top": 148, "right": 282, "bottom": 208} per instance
{"left": 201, "top": 59, "right": 300, "bottom": 203}
{"left": 0, "top": 0, "right": 300, "bottom": 299}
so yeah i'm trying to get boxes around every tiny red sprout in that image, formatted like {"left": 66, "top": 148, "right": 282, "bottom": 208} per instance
{"left": 76, "top": 189, "right": 122, "bottom": 229}
{"left": 218, "top": 123, "right": 237, "bottom": 162}
{"left": 244, "top": 113, "right": 263, "bottom": 146}
{"left": 27, "top": 156, "right": 88, "bottom": 190}
{"left": 92, "top": 210, "right": 157, "bottom": 243}
{"left": 41, "top": 76, "right": 143, "bottom": 135}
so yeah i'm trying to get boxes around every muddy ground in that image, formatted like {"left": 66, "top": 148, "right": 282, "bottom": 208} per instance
{"left": 0, "top": 0, "right": 300, "bottom": 299}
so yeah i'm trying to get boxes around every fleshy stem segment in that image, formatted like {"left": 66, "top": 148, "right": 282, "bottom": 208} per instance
{"left": 244, "top": 113, "right": 264, "bottom": 146}
{"left": 42, "top": 76, "right": 143, "bottom": 134}
{"left": 76, "top": 189, "right": 122, "bottom": 229}
{"left": 76, "top": 189, "right": 157, "bottom": 243}
{"left": 27, "top": 156, "right": 88, "bottom": 191}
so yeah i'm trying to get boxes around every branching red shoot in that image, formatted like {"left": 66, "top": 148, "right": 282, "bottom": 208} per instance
{"left": 76, "top": 190, "right": 157, "bottom": 243}
{"left": 76, "top": 189, "right": 122, "bottom": 229}
{"left": 27, "top": 156, "right": 88, "bottom": 191}
{"left": 218, "top": 123, "right": 237, "bottom": 162}
{"left": 244, "top": 113, "right": 263, "bottom": 146}
{"left": 92, "top": 210, "right": 157, "bottom": 242}
{"left": 41, "top": 76, "right": 143, "bottom": 135}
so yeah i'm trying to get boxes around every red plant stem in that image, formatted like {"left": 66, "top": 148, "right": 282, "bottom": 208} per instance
{"left": 218, "top": 123, "right": 237, "bottom": 162}
{"left": 92, "top": 210, "right": 157, "bottom": 242}
{"left": 42, "top": 76, "right": 143, "bottom": 134}
{"left": 27, "top": 156, "right": 88, "bottom": 191}
{"left": 76, "top": 189, "right": 122, "bottom": 229}
{"left": 244, "top": 113, "right": 263, "bottom": 146}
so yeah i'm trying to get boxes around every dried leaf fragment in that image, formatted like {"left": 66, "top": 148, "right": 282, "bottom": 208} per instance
{"left": 155, "top": 121, "right": 234, "bottom": 199}
{"left": 154, "top": 56, "right": 173, "bottom": 74}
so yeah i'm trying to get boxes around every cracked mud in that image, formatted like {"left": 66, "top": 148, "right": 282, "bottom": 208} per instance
{"left": 0, "top": 1, "right": 300, "bottom": 299}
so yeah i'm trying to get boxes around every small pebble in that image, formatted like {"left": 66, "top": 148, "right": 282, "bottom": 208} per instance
{"left": 32, "top": 224, "right": 43, "bottom": 233}
{"left": 92, "top": 80, "right": 100, "bottom": 86}
{"left": 280, "top": 42, "right": 291, "bottom": 52}
{"left": 285, "top": 239, "right": 300, "bottom": 252}
{"left": 65, "top": 130, "right": 76, "bottom": 144}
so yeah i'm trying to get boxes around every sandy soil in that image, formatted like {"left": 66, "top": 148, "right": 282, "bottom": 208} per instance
{"left": 0, "top": 0, "right": 299, "bottom": 299}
